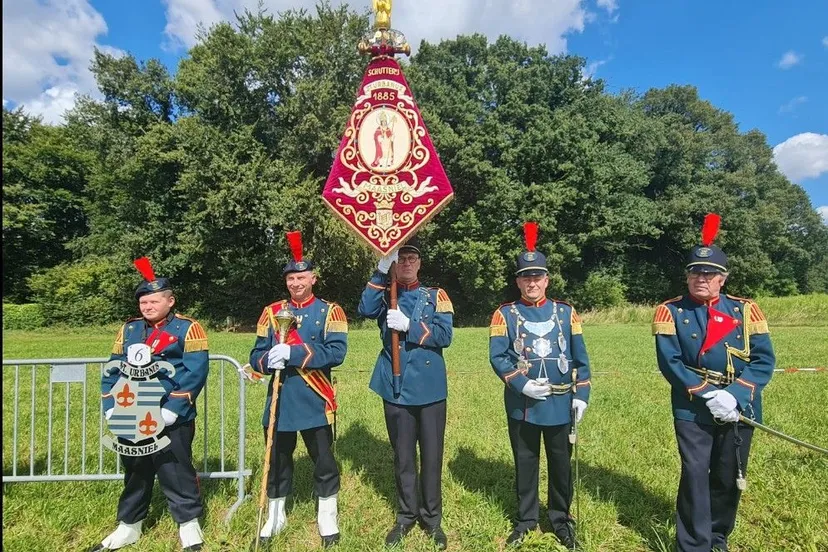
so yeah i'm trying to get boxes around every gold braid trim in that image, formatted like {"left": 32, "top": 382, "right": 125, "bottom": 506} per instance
{"left": 747, "top": 301, "right": 769, "bottom": 335}
{"left": 325, "top": 304, "right": 348, "bottom": 335}
{"left": 489, "top": 309, "right": 507, "bottom": 337}
{"left": 652, "top": 304, "right": 676, "bottom": 335}
{"left": 184, "top": 321, "right": 209, "bottom": 352}
{"left": 256, "top": 307, "right": 271, "bottom": 337}
{"left": 436, "top": 289, "right": 454, "bottom": 313}
{"left": 570, "top": 307, "right": 583, "bottom": 335}
{"left": 111, "top": 325, "right": 126, "bottom": 355}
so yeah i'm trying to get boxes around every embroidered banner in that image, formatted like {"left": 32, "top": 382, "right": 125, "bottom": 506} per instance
{"left": 323, "top": 56, "right": 454, "bottom": 254}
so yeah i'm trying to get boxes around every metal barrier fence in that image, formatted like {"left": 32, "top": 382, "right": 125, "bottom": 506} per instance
{"left": 1, "top": 355, "right": 250, "bottom": 523}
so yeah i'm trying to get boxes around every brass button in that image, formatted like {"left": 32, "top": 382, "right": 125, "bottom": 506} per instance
{"left": 321, "top": 308, "right": 326, "bottom": 313}
{"left": 426, "top": 360, "right": 430, "bottom": 365}
{"left": 736, "top": 334, "right": 742, "bottom": 339}
{"left": 734, "top": 307, "right": 740, "bottom": 313}
{"left": 678, "top": 308, "right": 684, "bottom": 313}
{"left": 683, "top": 319, "right": 690, "bottom": 325}
{"left": 691, "top": 333, "right": 697, "bottom": 339}
{"left": 316, "top": 321, "right": 321, "bottom": 325}
{"left": 521, "top": 333, "right": 527, "bottom": 338}
{"left": 724, "top": 342, "right": 729, "bottom": 347}
{"left": 525, "top": 347, "right": 532, "bottom": 352}
{"left": 311, "top": 336, "right": 316, "bottom": 340}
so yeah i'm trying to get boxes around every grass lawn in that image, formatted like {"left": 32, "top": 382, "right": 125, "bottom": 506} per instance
{"left": 3, "top": 324, "right": 827, "bottom": 551}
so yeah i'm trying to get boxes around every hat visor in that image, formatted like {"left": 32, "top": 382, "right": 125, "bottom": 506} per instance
{"left": 686, "top": 263, "right": 727, "bottom": 274}
{"left": 399, "top": 245, "right": 421, "bottom": 256}
{"left": 515, "top": 268, "right": 548, "bottom": 277}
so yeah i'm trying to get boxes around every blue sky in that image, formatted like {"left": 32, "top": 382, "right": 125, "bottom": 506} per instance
{"left": 3, "top": 0, "right": 826, "bottom": 220}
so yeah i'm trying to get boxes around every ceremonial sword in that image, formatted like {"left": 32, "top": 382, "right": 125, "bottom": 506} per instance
{"left": 739, "top": 415, "right": 828, "bottom": 455}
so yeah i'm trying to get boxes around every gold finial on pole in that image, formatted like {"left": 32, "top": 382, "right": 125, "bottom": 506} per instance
{"left": 372, "top": 0, "right": 392, "bottom": 30}
{"left": 359, "top": 0, "right": 409, "bottom": 56}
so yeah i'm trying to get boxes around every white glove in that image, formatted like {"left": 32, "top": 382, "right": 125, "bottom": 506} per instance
{"left": 377, "top": 249, "right": 399, "bottom": 274}
{"left": 703, "top": 390, "right": 739, "bottom": 421}
{"left": 104, "top": 408, "right": 114, "bottom": 420}
{"left": 386, "top": 309, "right": 410, "bottom": 332}
{"left": 268, "top": 344, "right": 291, "bottom": 370}
{"left": 572, "top": 398, "right": 588, "bottom": 423}
{"left": 521, "top": 380, "right": 553, "bottom": 401}
{"left": 161, "top": 408, "right": 178, "bottom": 425}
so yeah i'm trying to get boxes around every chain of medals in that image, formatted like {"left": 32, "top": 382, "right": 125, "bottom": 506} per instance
{"left": 511, "top": 302, "right": 570, "bottom": 379}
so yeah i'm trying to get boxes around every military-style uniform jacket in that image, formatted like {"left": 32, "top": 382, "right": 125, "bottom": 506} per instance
{"left": 358, "top": 271, "right": 454, "bottom": 406}
{"left": 250, "top": 296, "right": 347, "bottom": 432}
{"left": 489, "top": 298, "right": 591, "bottom": 426}
{"left": 102, "top": 312, "right": 210, "bottom": 424}
{"left": 653, "top": 294, "right": 775, "bottom": 424}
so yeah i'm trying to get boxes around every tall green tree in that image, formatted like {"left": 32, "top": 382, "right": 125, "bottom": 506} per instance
{"left": 2, "top": 108, "right": 92, "bottom": 301}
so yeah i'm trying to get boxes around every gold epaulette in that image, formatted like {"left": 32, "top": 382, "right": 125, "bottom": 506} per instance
{"left": 183, "top": 320, "right": 209, "bottom": 352}
{"left": 434, "top": 288, "right": 454, "bottom": 314}
{"left": 489, "top": 308, "right": 507, "bottom": 337}
{"left": 747, "top": 301, "right": 769, "bottom": 335}
{"left": 325, "top": 303, "right": 348, "bottom": 335}
{"left": 652, "top": 296, "right": 682, "bottom": 335}
{"left": 111, "top": 324, "right": 126, "bottom": 355}
{"left": 570, "top": 307, "right": 583, "bottom": 335}
{"left": 256, "top": 301, "right": 287, "bottom": 337}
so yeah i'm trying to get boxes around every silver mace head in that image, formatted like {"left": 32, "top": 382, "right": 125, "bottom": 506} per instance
{"left": 274, "top": 306, "right": 297, "bottom": 344}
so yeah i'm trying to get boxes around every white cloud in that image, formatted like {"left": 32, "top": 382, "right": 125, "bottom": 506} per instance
{"left": 817, "top": 206, "right": 828, "bottom": 225}
{"left": 161, "top": 0, "right": 607, "bottom": 56}
{"left": 597, "top": 0, "right": 619, "bottom": 15}
{"left": 584, "top": 57, "right": 612, "bottom": 79}
{"left": 2, "top": 0, "right": 123, "bottom": 124}
{"left": 776, "top": 50, "right": 803, "bottom": 69}
{"left": 778, "top": 95, "right": 807, "bottom": 114}
{"left": 773, "top": 133, "right": 828, "bottom": 182}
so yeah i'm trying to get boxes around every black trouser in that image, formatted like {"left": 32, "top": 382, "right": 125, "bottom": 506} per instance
{"left": 383, "top": 399, "right": 447, "bottom": 528}
{"left": 264, "top": 424, "right": 340, "bottom": 499}
{"left": 674, "top": 420, "right": 754, "bottom": 552}
{"left": 117, "top": 421, "right": 203, "bottom": 524}
{"left": 507, "top": 417, "right": 573, "bottom": 533}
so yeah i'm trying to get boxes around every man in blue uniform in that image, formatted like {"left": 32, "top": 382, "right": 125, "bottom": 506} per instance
{"left": 489, "top": 222, "right": 591, "bottom": 549}
{"left": 250, "top": 231, "right": 347, "bottom": 548}
{"left": 359, "top": 237, "right": 454, "bottom": 550}
{"left": 92, "top": 258, "right": 209, "bottom": 551}
{"left": 653, "top": 213, "right": 775, "bottom": 552}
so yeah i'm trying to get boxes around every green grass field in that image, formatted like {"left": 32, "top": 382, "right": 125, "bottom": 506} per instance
{"left": 3, "top": 323, "right": 827, "bottom": 552}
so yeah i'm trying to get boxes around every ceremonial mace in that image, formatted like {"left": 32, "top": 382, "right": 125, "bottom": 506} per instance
{"left": 255, "top": 306, "right": 296, "bottom": 552}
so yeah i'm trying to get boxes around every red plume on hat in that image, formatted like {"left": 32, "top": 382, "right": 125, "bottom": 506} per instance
{"left": 523, "top": 222, "right": 538, "bottom": 252}
{"left": 133, "top": 257, "right": 155, "bottom": 282}
{"left": 286, "top": 231, "right": 303, "bottom": 262}
{"left": 701, "top": 213, "right": 721, "bottom": 247}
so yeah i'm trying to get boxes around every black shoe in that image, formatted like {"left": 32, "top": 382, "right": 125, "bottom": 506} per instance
{"left": 423, "top": 525, "right": 447, "bottom": 550}
{"left": 506, "top": 526, "right": 533, "bottom": 546}
{"left": 183, "top": 545, "right": 203, "bottom": 552}
{"left": 385, "top": 523, "right": 415, "bottom": 547}
{"left": 554, "top": 521, "right": 580, "bottom": 550}
{"left": 321, "top": 533, "right": 340, "bottom": 548}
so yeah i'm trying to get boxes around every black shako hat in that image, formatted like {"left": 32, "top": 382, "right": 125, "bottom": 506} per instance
{"left": 133, "top": 257, "right": 172, "bottom": 298}
{"left": 283, "top": 231, "right": 315, "bottom": 275}
{"left": 686, "top": 213, "right": 728, "bottom": 274}
{"left": 515, "top": 222, "right": 548, "bottom": 277}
